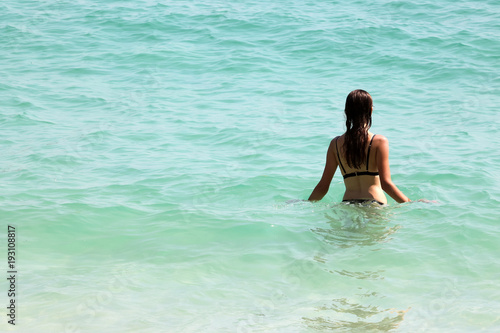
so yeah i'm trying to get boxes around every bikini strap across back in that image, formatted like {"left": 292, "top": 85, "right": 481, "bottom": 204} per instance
{"left": 336, "top": 135, "right": 379, "bottom": 179}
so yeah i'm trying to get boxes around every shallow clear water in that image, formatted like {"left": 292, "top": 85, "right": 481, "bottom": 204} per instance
{"left": 1, "top": 0, "right": 500, "bottom": 332}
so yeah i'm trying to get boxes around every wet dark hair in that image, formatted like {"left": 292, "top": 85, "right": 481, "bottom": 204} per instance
{"left": 342, "top": 89, "right": 373, "bottom": 169}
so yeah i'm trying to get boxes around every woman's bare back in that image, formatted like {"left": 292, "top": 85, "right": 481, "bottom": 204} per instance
{"left": 335, "top": 132, "right": 387, "bottom": 204}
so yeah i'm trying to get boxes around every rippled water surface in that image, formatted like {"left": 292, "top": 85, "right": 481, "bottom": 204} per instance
{"left": 1, "top": 0, "right": 500, "bottom": 332}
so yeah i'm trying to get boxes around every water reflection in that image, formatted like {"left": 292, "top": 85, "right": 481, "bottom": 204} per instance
{"left": 300, "top": 203, "right": 408, "bottom": 331}
{"left": 330, "top": 269, "right": 384, "bottom": 280}
{"left": 303, "top": 295, "right": 409, "bottom": 332}
{"left": 312, "top": 203, "right": 401, "bottom": 249}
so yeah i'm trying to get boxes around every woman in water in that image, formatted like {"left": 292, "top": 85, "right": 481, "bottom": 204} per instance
{"left": 308, "top": 89, "right": 410, "bottom": 204}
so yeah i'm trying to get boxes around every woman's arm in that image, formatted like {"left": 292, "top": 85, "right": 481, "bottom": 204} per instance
{"left": 308, "top": 139, "right": 338, "bottom": 201}
{"left": 376, "top": 136, "right": 410, "bottom": 203}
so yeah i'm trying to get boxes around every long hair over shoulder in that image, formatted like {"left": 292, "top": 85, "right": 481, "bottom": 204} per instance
{"left": 342, "top": 89, "right": 373, "bottom": 169}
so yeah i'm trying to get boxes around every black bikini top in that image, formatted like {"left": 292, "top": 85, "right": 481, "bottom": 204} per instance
{"left": 335, "top": 135, "right": 379, "bottom": 179}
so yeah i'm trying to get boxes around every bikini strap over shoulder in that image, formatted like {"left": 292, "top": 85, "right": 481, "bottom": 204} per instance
{"left": 365, "top": 134, "right": 376, "bottom": 171}
{"left": 335, "top": 136, "right": 347, "bottom": 175}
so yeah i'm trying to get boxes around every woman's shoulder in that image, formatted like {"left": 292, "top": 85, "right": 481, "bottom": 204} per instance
{"left": 331, "top": 134, "right": 345, "bottom": 141}
{"left": 372, "top": 134, "right": 389, "bottom": 149}
{"left": 328, "top": 135, "right": 345, "bottom": 152}
{"left": 372, "top": 134, "right": 388, "bottom": 143}
{"left": 329, "top": 135, "right": 341, "bottom": 143}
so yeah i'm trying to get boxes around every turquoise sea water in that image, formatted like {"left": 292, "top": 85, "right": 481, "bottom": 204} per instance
{"left": 1, "top": 0, "right": 500, "bottom": 331}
